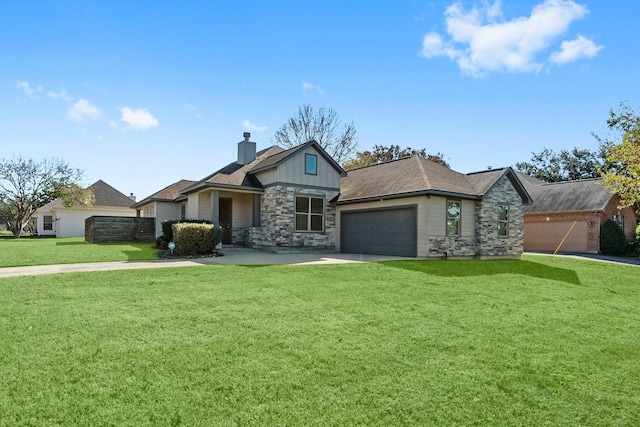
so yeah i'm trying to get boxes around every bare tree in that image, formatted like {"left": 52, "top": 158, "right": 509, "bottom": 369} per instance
{"left": 272, "top": 105, "right": 358, "bottom": 164}
{"left": 0, "top": 157, "right": 93, "bottom": 237}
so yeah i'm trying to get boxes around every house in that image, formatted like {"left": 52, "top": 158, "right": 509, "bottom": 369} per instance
{"left": 134, "top": 132, "right": 532, "bottom": 258}
{"left": 131, "top": 179, "right": 196, "bottom": 238}
{"left": 335, "top": 159, "right": 532, "bottom": 258}
{"left": 518, "top": 174, "right": 637, "bottom": 253}
{"left": 134, "top": 132, "right": 345, "bottom": 252}
{"left": 35, "top": 180, "right": 135, "bottom": 238}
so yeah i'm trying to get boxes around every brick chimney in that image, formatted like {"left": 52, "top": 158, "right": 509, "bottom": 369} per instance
{"left": 237, "top": 132, "right": 257, "bottom": 165}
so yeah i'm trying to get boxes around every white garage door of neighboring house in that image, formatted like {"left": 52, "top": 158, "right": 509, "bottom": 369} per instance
{"left": 524, "top": 221, "right": 588, "bottom": 253}
{"left": 340, "top": 207, "right": 417, "bottom": 257}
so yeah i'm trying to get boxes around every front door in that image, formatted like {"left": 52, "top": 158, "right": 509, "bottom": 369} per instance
{"left": 219, "top": 198, "right": 232, "bottom": 244}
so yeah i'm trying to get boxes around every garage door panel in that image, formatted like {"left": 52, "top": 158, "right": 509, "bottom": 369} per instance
{"left": 341, "top": 207, "right": 417, "bottom": 257}
{"left": 524, "top": 221, "right": 588, "bottom": 252}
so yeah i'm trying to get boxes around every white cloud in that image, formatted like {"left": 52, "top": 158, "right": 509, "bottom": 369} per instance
{"left": 302, "top": 81, "right": 325, "bottom": 94}
{"left": 15, "top": 81, "right": 42, "bottom": 98}
{"left": 68, "top": 99, "right": 103, "bottom": 121}
{"left": 47, "top": 89, "right": 74, "bottom": 101}
{"left": 119, "top": 107, "right": 158, "bottom": 131}
{"left": 550, "top": 34, "right": 603, "bottom": 64}
{"left": 242, "top": 119, "right": 267, "bottom": 132}
{"left": 420, "top": 0, "right": 601, "bottom": 76}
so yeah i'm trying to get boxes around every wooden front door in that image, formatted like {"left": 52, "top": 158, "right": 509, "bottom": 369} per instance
{"left": 219, "top": 198, "right": 232, "bottom": 244}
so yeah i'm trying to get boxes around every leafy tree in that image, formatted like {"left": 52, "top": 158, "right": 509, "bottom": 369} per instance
{"left": 272, "top": 105, "right": 358, "bottom": 164}
{"left": 0, "top": 157, "right": 93, "bottom": 237}
{"left": 593, "top": 101, "right": 640, "bottom": 211}
{"left": 599, "top": 219, "right": 628, "bottom": 256}
{"left": 343, "top": 144, "right": 449, "bottom": 170}
{"left": 514, "top": 147, "right": 604, "bottom": 182}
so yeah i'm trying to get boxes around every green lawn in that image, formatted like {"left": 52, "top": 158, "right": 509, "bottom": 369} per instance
{"left": 1, "top": 256, "right": 639, "bottom": 425}
{"left": 0, "top": 237, "right": 158, "bottom": 267}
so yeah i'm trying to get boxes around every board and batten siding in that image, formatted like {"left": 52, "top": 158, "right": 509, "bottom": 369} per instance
{"left": 256, "top": 146, "right": 341, "bottom": 189}
{"left": 336, "top": 196, "right": 428, "bottom": 257}
{"left": 426, "top": 196, "right": 475, "bottom": 237}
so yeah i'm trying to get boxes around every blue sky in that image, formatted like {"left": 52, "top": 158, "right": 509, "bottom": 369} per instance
{"left": 3, "top": 0, "right": 639, "bottom": 200}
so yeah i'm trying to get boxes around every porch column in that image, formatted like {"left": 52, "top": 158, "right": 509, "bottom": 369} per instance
{"left": 211, "top": 190, "right": 220, "bottom": 226}
{"left": 252, "top": 194, "right": 261, "bottom": 227}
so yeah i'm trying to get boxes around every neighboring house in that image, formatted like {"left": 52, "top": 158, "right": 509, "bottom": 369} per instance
{"left": 335, "top": 159, "right": 532, "bottom": 258}
{"left": 131, "top": 179, "right": 196, "bottom": 237}
{"left": 35, "top": 180, "right": 135, "bottom": 238}
{"left": 135, "top": 132, "right": 532, "bottom": 258}
{"left": 518, "top": 174, "right": 637, "bottom": 253}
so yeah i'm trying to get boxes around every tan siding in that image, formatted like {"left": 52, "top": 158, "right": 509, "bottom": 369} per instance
{"left": 427, "top": 197, "right": 446, "bottom": 236}
{"left": 187, "top": 194, "right": 198, "bottom": 219}
{"left": 155, "top": 202, "right": 181, "bottom": 237}
{"left": 461, "top": 199, "right": 475, "bottom": 237}
{"left": 256, "top": 168, "right": 278, "bottom": 186}
{"left": 198, "top": 192, "right": 212, "bottom": 220}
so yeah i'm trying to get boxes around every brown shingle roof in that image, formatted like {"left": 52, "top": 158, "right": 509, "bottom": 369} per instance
{"left": 131, "top": 179, "right": 197, "bottom": 208}
{"left": 183, "top": 146, "right": 284, "bottom": 193}
{"left": 38, "top": 180, "right": 134, "bottom": 210}
{"left": 337, "top": 159, "right": 532, "bottom": 204}
{"left": 521, "top": 177, "right": 614, "bottom": 213}
{"left": 337, "top": 156, "right": 479, "bottom": 203}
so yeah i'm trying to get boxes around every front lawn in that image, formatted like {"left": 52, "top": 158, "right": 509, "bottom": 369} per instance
{"left": 1, "top": 256, "right": 639, "bottom": 425}
{"left": 0, "top": 237, "right": 158, "bottom": 267}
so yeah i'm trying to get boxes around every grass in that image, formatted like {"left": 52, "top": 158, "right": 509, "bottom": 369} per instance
{"left": 1, "top": 256, "right": 639, "bottom": 425}
{"left": 0, "top": 237, "right": 159, "bottom": 267}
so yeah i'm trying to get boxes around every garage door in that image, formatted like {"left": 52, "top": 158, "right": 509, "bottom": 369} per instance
{"left": 524, "top": 221, "right": 588, "bottom": 252}
{"left": 341, "top": 207, "right": 417, "bottom": 257}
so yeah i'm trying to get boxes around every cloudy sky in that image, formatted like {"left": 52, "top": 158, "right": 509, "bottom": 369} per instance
{"left": 2, "top": 0, "right": 638, "bottom": 200}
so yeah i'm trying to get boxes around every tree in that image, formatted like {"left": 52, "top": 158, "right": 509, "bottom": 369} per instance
{"left": 272, "top": 105, "right": 358, "bottom": 164}
{"left": 0, "top": 157, "right": 93, "bottom": 237}
{"left": 593, "top": 101, "right": 640, "bottom": 211}
{"left": 514, "top": 147, "right": 604, "bottom": 182}
{"left": 342, "top": 144, "right": 449, "bottom": 170}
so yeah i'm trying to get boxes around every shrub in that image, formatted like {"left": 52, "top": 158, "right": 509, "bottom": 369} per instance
{"left": 161, "top": 219, "right": 212, "bottom": 243}
{"left": 171, "top": 223, "right": 223, "bottom": 256}
{"left": 600, "top": 219, "right": 628, "bottom": 256}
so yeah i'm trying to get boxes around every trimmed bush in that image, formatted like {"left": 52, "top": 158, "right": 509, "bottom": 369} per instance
{"left": 600, "top": 219, "right": 628, "bottom": 256}
{"left": 171, "top": 223, "right": 223, "bottom": 256}
{"left": 161, "top": 219, "right": 212, "bottom": 243}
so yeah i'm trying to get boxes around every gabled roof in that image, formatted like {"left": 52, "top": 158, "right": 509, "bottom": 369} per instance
{"left": 182, "top": 146, "right": 284, "bottom": 194}
{"left": 249, "top": 140, "right": 347, "bottom": 176}
{"left": 38, "top": 180, "right": 134, "bottom": 211}
{"left": 336, "top": 158, "right": 532, "bottom": 205}
{"left": 519, "top": 177, "right": 614, "bottom": 213}
{"left": 467, "top": 168, "right": 532, "bottom": 204}
{"left": 131, "top": 179, "right": 197, "bottom": 208}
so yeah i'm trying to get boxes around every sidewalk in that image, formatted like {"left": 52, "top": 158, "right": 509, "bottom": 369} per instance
{"left": 0, "top": 247, "right": 412, "bottom": 279}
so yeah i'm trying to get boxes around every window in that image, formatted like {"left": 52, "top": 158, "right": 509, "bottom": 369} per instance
{"left": 497, "top": 205, "right": 508, "bottom": 237}
{"left": 180, "top": 204, "right": 186, "bottom": 220}
{"left": 43, "top": 215, "right": 53, "bottom": 231}
{"left": 295, "top": 196, "right": 324, "bottom": 231}
{"left": 613, "top": 214, "right": 624, "bottom": 230}
{"left": 305, "top": 153, "right": 317, "bottom": 175}
{"left": 446, "top": 200, "right": 461, "bottom": 236}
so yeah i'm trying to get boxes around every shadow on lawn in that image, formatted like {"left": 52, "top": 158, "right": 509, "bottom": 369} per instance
{"left": 380, "top": 259, "right": 581, "bottom": 286}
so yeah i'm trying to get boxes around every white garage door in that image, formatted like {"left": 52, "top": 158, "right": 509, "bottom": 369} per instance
{"left": 340, "top": 207, "right": 417, "bottom": 257}
{"left": 524, "top": 221, "right": 588, "bottom": 253}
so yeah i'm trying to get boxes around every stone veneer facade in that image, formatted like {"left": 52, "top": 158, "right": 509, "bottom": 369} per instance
{"left": 427, "top": 175, "right": 525, "bottom": 259}
{"left": 474, "top": 175, "right": 525, "bottom": 258}
{"left": 248, "top": 184, "right": 339, "bottom": 252}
